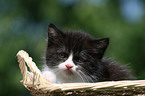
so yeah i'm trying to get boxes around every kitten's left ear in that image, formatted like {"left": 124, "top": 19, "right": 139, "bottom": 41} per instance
{"left": 90, "top": 38, "right": 109, "bottom": 59}
{"left": 92, "top": 38, "right": 109, "bottom": 49}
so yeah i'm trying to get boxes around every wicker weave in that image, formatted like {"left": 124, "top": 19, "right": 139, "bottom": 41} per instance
{"left": 17, "top": 50, "right": 145, "bottom": 96}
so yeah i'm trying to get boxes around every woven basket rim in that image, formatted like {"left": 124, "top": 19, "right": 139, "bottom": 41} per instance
{"left": 17, "top": 50, "right": 145, "bottom": 95}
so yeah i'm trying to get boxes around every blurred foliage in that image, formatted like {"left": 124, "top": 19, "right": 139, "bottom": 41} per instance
{"left": 0, "top": 0, "right": 145, "bottom": 95}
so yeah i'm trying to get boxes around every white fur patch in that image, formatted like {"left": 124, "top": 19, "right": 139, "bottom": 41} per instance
{"left": 42, "top": 71, "right": 56, "bottom": 83}
{"left": 42, "top": 53, "right": 85, "bottom": 83}
{"left": 55, "top": 53, "right": 83, "bottom": 83}
{"left": 42, "top": 64, "right": 56, "bottom": 83}
{"left": 58, "top": 53, "right": 78, "bottom": 71}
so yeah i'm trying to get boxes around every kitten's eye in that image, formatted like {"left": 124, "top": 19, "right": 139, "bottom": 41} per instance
{"left": 58, "top": 53, "right": 66, "bottom": 59}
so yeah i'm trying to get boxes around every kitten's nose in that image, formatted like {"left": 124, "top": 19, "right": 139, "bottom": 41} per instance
{"left": 65, "top": 64, "right": 73, "bottom": 70}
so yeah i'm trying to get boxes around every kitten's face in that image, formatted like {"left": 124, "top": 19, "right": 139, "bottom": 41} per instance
{"left": 45, "top": 24, "right": 109, "bottom": 83}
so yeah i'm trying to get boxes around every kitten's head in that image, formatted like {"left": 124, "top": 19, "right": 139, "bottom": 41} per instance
{"left": 45, "top": 23, "right": 109, "bottom": 83}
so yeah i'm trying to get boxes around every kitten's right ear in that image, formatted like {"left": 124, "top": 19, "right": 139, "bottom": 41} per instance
{"left": 47, "top": 23, "right": 64, "bottom": 46}
{"left": 48, "top": 23, "right": 64, "bottom": 37}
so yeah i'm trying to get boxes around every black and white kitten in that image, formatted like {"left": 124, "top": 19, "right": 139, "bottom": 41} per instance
{"left": 42, "top": 23, "right": 134, "bottom": 83}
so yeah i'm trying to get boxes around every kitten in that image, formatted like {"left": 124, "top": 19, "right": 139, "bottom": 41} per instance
{"left": 42, "top": 23, "right": 134, "bottom": 83}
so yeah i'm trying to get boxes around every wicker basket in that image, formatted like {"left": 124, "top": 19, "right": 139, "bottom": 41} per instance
{"left": 17, "top": 50, "right": 145, "bottom": 96}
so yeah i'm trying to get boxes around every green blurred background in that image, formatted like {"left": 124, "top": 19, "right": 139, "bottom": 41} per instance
{"left": 0, "top": 0, "right": 145, "bottom": 95}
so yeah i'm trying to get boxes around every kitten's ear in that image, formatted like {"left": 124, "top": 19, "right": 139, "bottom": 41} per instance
{"left": 90, "top": 38, "right": 109, "bottom": 59}
{"left": 92, "top": 38, "right": 109, "bottom": 49}
{"left": 47, "top": 23, "right": 64, "bottom": 46}
{"left": 48, "top": 23, "right": 64, "bottom": 38}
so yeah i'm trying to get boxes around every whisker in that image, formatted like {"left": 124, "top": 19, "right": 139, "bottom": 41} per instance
{"left": 82, "top": 71, "right": 94, "bottom": 83}
{"left": 78, "top": 66, "right": 98, "bottom": 82}
{"left": 83, "top": 69, "right": 98, "bottom": 82}
{"left": 78, "top": 70, "right": 91, "bottom": 83}
{"left": 76, "top": 71, "right": 86, "bottom": 83}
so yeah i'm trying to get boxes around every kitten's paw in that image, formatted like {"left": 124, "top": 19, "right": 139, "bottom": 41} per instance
{"left": 42, "top": 71, "right": 56, "bottom": 83}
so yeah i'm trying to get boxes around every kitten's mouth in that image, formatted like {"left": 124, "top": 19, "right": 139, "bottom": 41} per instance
{"left": 63, "top": 69, "right": 74, "bottom": 76}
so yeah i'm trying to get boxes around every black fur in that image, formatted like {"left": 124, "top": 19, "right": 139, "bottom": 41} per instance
{"left": 45, "top": 23, "right": 135, "bottom": 82}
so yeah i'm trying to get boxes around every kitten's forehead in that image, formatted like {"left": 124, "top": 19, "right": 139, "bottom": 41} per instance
{"left": 63, "top": 31, "right": 93, "bottom": 53}
{"left": 65, "top": 31, "right": 92, "bottom": 41}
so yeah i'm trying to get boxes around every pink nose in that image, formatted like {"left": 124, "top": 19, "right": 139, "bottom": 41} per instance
{"left": 65, "top": 64, "right": 73, "bottom": 70}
